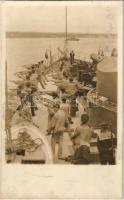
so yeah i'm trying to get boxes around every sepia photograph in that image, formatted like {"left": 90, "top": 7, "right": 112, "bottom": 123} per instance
{"left": 4, "top": 2, "right": 120, "bottom": 166}
{"left": 0, "top": 1, "right": 123, "bottom": 199}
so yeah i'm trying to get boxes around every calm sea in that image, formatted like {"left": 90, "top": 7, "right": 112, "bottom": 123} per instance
{"left": 6, "top": 37, "right": 117, "bottom": 87}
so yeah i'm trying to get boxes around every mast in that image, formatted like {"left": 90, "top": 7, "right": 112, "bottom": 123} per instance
{"left": 64, "top": 6, "right": 68, "bottom": 58}
{"left": 58, "top": 6, "right": 68, "bottom": 59}
{"left": 65, "top": 6, "right": 67, "bottom": 42}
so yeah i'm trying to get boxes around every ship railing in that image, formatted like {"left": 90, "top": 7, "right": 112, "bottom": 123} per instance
{"left": 87, "top": 89, "right": 117, "bottom": 113}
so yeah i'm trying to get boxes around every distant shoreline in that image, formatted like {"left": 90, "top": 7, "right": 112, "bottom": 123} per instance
{"left": 6, "top": 32, "right": 117, "bottom": 39}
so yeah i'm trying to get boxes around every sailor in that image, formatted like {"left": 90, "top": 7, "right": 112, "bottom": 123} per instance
{"left": 44, "top": 51, "right": 49, "bottom": 67}
{"left": 29, "top": 86, "right": 38, "bottom": 117}
{"left": 42, "top": 71, "right": 48, "bottom": 84}
{"left": 17, "top": 85, "right": 24, "bottom": 102}
{"left": 24, "top": 73, "right": 33, "bottom": 86}
{"left": 47, "top": 101, "right": 59, "bottom": 135}
{"left": 59, "top": 61, "right": 64, "bottom": 71}
{"left": 17, "top": 82, "right": 31, "bottom": 107}
{"left": 39, "top": 61, "right": 48, "bottom": 84}
{"left": 36, "top": 63, "right": 45, "bottom": 89}
{"left": 71, "top": 114, "right": 93, "bottom": 164}
{"left": 24, "top": 82, "right": 32, "bottom": 102}
{"left": 98, "top": 47, "right": 104, "bottom": 56}
{"left": 19, "top": 81, "right": 37, "bottom": 116}
{"left": 70, "top": 50, "right": 75, "bottom": 64}
{"left": 45, "top": 51, "right": 48, "bottom": 59}
{"left": 64, "top": 78, "right": 78, "bottom": 117}
{"left": 60, "top": 97, "right": 70, "bottom": 125}
{"left": 29, "top": 69, "right": 39, "bottom": 88}
{"left": 50, "top": 104, "right": 66, "bottom": 159}
{"left": 97, "top": 123, "right": 116, "bottom": 165}
{"left": 46, "top": 93, "right": 60, "bottom": 134}
{"left": 47, "top": 106, "right": 56, "bottom": 134}
{"left": 72, "top": 50, "right": 75, "bottom": 63}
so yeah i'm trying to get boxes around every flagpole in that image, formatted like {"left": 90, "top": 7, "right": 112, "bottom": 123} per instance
{"left": 64, "top": 6, "right": 68, "bottom": 59}
{"left": 65, "top": 6, "right": 67, "bottom": 43}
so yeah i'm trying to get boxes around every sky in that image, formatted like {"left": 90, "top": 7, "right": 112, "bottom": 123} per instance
{"left": 5, "top": 3, "right": 119, "bottom": 34}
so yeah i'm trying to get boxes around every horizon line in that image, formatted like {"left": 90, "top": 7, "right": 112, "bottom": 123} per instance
{"left": 6, "top": 32, "right": 117, "bottom": 39}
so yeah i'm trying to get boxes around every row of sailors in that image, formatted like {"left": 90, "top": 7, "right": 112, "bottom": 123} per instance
{"left": 16, "top": 60, "right": 85, "bottom": 118}
{"left": 22, "top": 60, "right": 48, "bottom": 89}
{"left": 16, "top": 60, "right": 50, "bottom": 116}
{"left": 15, "top": 59, "right": 116, "bottom": 164}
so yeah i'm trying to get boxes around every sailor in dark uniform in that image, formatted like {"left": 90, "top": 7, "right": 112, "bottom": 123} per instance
{"left": 45, "top": 51, "right": 48, "bottom": 59}
{"left": 60, "top": 61, "right": 64, "bottom": 71}
{"left": 97, "top": 123, "right": 116, "bottom": 165}
{"left": 70, "top": 50, "right": 75, "bottom": 64}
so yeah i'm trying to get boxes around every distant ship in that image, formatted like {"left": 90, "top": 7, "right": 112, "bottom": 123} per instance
{"left": 66, "top": 37, "right": 80, "bottom": 41}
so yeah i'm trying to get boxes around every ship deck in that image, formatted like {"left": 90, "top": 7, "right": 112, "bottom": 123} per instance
{"left": 7, "top": 62, "right": 100, "bottom": 164}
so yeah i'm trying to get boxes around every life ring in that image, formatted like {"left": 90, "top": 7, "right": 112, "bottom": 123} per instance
{"left": 10, "top": 122, "right": 53, "bottom": 164}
